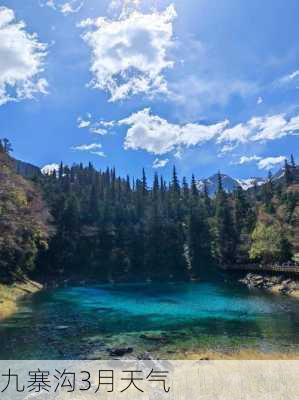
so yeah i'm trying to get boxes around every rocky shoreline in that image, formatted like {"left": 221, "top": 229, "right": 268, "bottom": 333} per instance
{"left": 239, "top": 273, "right": 299, "bottom": 297}
{"left": 0, "top": 280, "right": 43, "bottom": 321}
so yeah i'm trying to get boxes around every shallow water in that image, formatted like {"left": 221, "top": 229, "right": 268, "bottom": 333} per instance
{"left": 0, "top": 281, "right": 299, "bottom": 359}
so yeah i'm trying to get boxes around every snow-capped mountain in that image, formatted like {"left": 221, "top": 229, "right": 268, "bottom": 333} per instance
{"left": 236, "top": 178, "right": 265, "bottom": 190}
{"left": 41, "top": 163, "right": 60, "bottom": 175}
{"left": 198, "top": 173, "right": 266, "bottom": 196}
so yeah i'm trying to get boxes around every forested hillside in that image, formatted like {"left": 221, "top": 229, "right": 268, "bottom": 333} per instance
{"left": 0, "top": 141, "right": 49, "bottom": 283}
{"left": 1, "top": 138, "right": 299, "bottom": 283}
{"left": 38, "top": 154, "right": 299, "bottom": 282}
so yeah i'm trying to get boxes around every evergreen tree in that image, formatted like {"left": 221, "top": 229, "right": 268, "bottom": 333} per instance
{"left": 191, "top": 174, "right": 198, "bottom": 198}
{"left": 188, "top": 201, "right": 211, "bottom": 277}
{"left": 285, "top": 159, "right": 292, "bottom": 185}
{"left": 214, "top": 173, "right": 236, "bottom": 264}
{"left": 203, "top": 180, "right": 212, "bottom": 216}
{"left": 3, "top": 140, "right": 298, "bottom": 285}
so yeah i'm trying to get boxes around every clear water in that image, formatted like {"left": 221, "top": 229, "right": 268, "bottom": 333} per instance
{"left": 0, "top": 281, "right": 299, "bottom": 359}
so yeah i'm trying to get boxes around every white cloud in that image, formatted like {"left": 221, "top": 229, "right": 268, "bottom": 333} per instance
{"left": 288, "top": 70, "right": 299, "bottom": 80}
{"left": 72, "top": 143, "right": 102, "bottom": 151}
{"left": 287, "top": 115, "right": 299, "bottom": 131}
{"left": 218, "top": 113, "right": 299, "bottom": 148}
{"left": 219, "top": 143, "right": 238, "bottom": 154}
{"left": 217, "top": 123, "right": 251, "bottom": 145}
{"left": 98, "top": 120, "right": 116, "bottom": 128}
{"left": 43, "top": 0, "right": 56, "bottom": 10}
{"left": 236, "top": 155, "right": 262, "bottom": 165}
{"left": 90, "top": 150, "right": 106, "bottom": 157}
{"left": 251, "top": 114, "right": 288, "bottom": 141}
{"left": 153, "top": 158, "right": 169, "bottom": 168}
{"left": 257, "top": 96, "right": 263, "bottom": 104}
{"left": 60, "top": 1, "right": 84, "bottom": 15}
{"left": 77, "top": 114, "right": 109, "bottom": 135}
{"left": 0, "top": 7, "right": 48, "bottom": 106}
{"left": 77, "top": 116, "right": 91, "bottom": 128}
{"left": 118, "top": 108, "right": 228, "bottom": 155}
{"left": 90, "top": 126, "right": 108, "bottom": 135}
{"left": 40, "top": 0, "right": 84, "bottom": 15}
{"left": 72, "top": 142, "right": 106, "bottom": 157}
{"left": 41, "top": 163, "right": 60, "bottom": 175}
{"left": 108, "top": 0, "right": 142, "bottom": 17}
{"left": 235, "top": 155, "right": 286, "bottom": 171}
{"left": 79, "top": 5, "right": 176, "bottom": 101}
{"left": 100, "top": 108, "right": 299, "bottom": 158}
{"left": 279, "top": 69, "right": 299, "bottom": 85}
{"left": 258, "top": 156, "right": 286, "bottom": 170}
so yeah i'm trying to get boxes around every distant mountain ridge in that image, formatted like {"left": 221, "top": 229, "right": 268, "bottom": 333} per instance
{"left": 198, "top": 173, "right": 266, "bottom": 196}
{"left": 14, "top": 158, "right": 290, "bottom": 195}
{"left": 11, "top": 158, "right": 41, "bottom": 179}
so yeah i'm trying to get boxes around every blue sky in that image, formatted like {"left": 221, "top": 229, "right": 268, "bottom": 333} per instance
{"left": 0, "top": 0, "right": 299, "bottom": 180}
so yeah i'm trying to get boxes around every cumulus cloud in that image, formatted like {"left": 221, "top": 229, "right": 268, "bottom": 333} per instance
{"left": 153, "top": 158, "right": 169, "bottom": 168}
{"left": 98, "top": 108, "right": 299, "bottom": 158}
{"left": 118, "top": 108, "right": 228, "bottom": 155}
{"left": 40, "top": 0, "right": 84, "bottom": 15}
{"left": 236, "top": 155, "right": 262, "bottom": 165}
{"left": 218, "top": 113, "right": 299, "bottom": 148}
{"left": 0, "top": 7, "right": 48, "bottom": 106}
{"left": 257, "top": 156, "right": 286, "bottom": 170}
{"left": 234, "top": 155, "right": 286, "bottom": 171}
{"left": 79, "top": 5, "right": 176, "bottom": 102}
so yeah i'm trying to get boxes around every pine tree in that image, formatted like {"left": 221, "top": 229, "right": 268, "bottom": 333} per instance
{"left": 142, "top": 168, "right": 148, "bottom": 197}
{"left": 203, "top": 181, "right": 212, "bottom": 216}
{"left": 58, "top": 161, "right": 63, "bottom": 180}
{"left": 171, "top": 166, "right": 179, "bottom": 193}
{"left": 262, "top": 171, "right": 275, "bottom": 213}
{"left": 191, "top": 174, "right": 198, "bottom": 198}
{"left": 214, "top": 177, "right": 236, "bottom": 264}
{"left": 217, "top": 171, "right": 223, "bottom": 192}
{"left": 182, "top": 177, "right": 189, "bottom": 199}
{"left": 234, "top": 185, "right": 255, "bottom": 262}
{"left": 285, "top": 159, "right": 292, "bottom": 185}
{"left": 188, "top": 201, "right": 211, "bottom": 277}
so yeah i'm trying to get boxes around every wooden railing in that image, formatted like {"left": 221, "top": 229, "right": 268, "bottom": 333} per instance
{"left": 221, "top": 263, "right": 299, "bottom": 274}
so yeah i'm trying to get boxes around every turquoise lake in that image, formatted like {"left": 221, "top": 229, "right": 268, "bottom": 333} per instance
{"left": 0, "top": 281, "right": 299, "bottom": 359}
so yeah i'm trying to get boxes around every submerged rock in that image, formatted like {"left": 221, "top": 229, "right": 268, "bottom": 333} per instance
{"left": 140, "top": 334, "right": 168, "bottom": 343}
{"left": 108, "top": 347, "right": 133, "bottom": 357}
{"left": 137, "top": 352, "right": 154, "bottom": 360}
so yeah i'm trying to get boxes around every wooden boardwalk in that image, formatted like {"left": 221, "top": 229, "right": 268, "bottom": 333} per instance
{"left": 221, "top": 264, "right": 299, "bottom": 275}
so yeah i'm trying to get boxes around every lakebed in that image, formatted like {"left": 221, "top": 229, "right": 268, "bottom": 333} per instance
{"left": 0, "top": 280, "right": 299, "bottom": 360}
